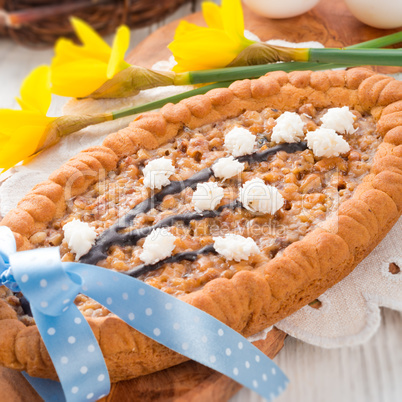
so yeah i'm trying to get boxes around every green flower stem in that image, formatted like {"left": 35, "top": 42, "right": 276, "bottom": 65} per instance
{"left": 346, "top": 31, "right": 402, "bottom": 49}
{"left": 187, "top": 62, "right": 345, "bottom": 84}
{"left": 111, "top": 81, "right": 233, "bottom": 119}
{"left": 174, "top": 72, "right": 192, "bottom": 85}
{"left": 188, "top": 49, "right": 402, "bottom": 85}
{"left": 308, "top": 48, "right": 402, "bottom": 66}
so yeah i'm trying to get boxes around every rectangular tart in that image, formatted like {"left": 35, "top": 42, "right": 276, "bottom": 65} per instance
{"left": 0, "top": 67, "right": 401, "bottom": 382}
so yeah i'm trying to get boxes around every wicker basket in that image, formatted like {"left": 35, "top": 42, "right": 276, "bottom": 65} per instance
{"left": 0, "top": 0, "right": 194, "bottom": 47}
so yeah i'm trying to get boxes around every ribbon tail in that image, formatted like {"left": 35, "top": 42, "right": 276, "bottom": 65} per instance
{"left": 70, "top": 263, "right": 289, "bottom": 401}
{"left": 22, "top": 372, "right": 66, "bottom": 402}
{"left": 31, "top": 304, "right": 110, "bottom": 402}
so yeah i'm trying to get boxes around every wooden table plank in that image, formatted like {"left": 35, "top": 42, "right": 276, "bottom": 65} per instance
{"left": 0, "top": 367, "right": 42, "bottom": 402}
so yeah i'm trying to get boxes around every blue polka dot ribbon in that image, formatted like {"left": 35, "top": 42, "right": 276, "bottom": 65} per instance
{"left": 0, "top": 226, "right": 288, "bottom": 401}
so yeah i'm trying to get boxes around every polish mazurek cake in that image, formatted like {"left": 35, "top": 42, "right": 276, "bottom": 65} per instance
{"left": 0, "top": 67, "right": 401, "bottom": 382}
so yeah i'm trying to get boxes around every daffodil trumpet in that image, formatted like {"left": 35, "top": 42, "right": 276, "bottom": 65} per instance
{"left": 86, "top": 31, "right": 402, "bottom": 99}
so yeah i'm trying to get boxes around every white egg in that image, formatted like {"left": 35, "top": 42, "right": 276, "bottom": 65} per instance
{"left": 243, "top": 0, "right": 320, "bottom": 19}
{"left": 344, "top": 0, "right": 402, "bottom": 29}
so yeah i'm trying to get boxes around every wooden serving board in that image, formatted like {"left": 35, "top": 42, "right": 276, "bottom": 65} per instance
{"left": 3, "top": 1, "right": 401, "bottom": 401}
{"left": 0, "top": 329, "right": 286, "bottom": 402}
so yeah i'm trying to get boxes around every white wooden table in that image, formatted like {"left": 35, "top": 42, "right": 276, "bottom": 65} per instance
{"left": 0, "top": 1, "right": 401, "bottom": 401}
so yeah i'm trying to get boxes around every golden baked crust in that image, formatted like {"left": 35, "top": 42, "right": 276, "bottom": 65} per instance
{"left": 1, "top": 67, "right": 402, "bottom": 382}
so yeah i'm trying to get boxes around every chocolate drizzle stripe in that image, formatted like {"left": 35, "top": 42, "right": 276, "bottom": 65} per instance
{"left": 237, "top": 142, "right": 308, "bottom": 164}
{"left": 80, "top": 141, "right": 308, "bottom": 266}
{"left": 80, "top": 168, "right": 213, "bottom": 265}
{"left": 118, "top": 168, "right": 214, "bottom": 230}
{"left": 120, "top": 201, "right": 240, "bottom": 246}
{"left": 127, "top": 245, "right": 217, "bottom": 278}
{"left": 15, "top": 293, "right": 32, "bottom": 317}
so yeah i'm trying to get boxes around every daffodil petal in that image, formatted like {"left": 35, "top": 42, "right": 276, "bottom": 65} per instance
{"left": 202, "top": 2, "right": 223, "bottom": 30}
{"left": 222, "top": 0, "right": 243, "bottom": 41}
{"left": 16, "top": 65, "right": 51, "bottom": 115}
{"left": 0, "top": 109, "right": 54, "bottom": 137}
{"left": 51, "top": 59, "right": 109, "bottom": 97}
{"left": 70, "top": 17, "right": 111, "bottom": 60}
{"left": 173, "top": 53, "right": 240, "bottom": 72}
{"left": 0, "top": 124, "right": 46, "bottom": 172}
{"left": 173, "top": 20, "right": 202, "bottom": 40}
{"left": 107, "top": 24, "right": 131, "bottom": 79}
{"left": 169, "top": 27, "right": 240, "bottom": 52}
{"left": 16, "top": 97, "right": 33, "bottom": 112}
{"left": 0, "top": 131, "right": 10, "bottom": 144}
{"left": 169, "top": 29, "right": 241, "bottom": 71}
{"left": 53, "top": 38, "right": 110, "bottom": 66}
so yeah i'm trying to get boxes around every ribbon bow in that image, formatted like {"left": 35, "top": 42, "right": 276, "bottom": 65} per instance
{"left": 0, "top": 226, "right": 288, "bottom": 401}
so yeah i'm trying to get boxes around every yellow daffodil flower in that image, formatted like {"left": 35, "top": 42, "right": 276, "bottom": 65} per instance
{"left": 168, "top": 0, "right": 255, "bottom": 72}
{"left": 0, "top": 66, "right": 56, "bottom": 172}
{"left": 51, "top": 17, "right": 131, "bottom": 98}
{"left": 0, "top": 65, "right": 112, "bottom": 172}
